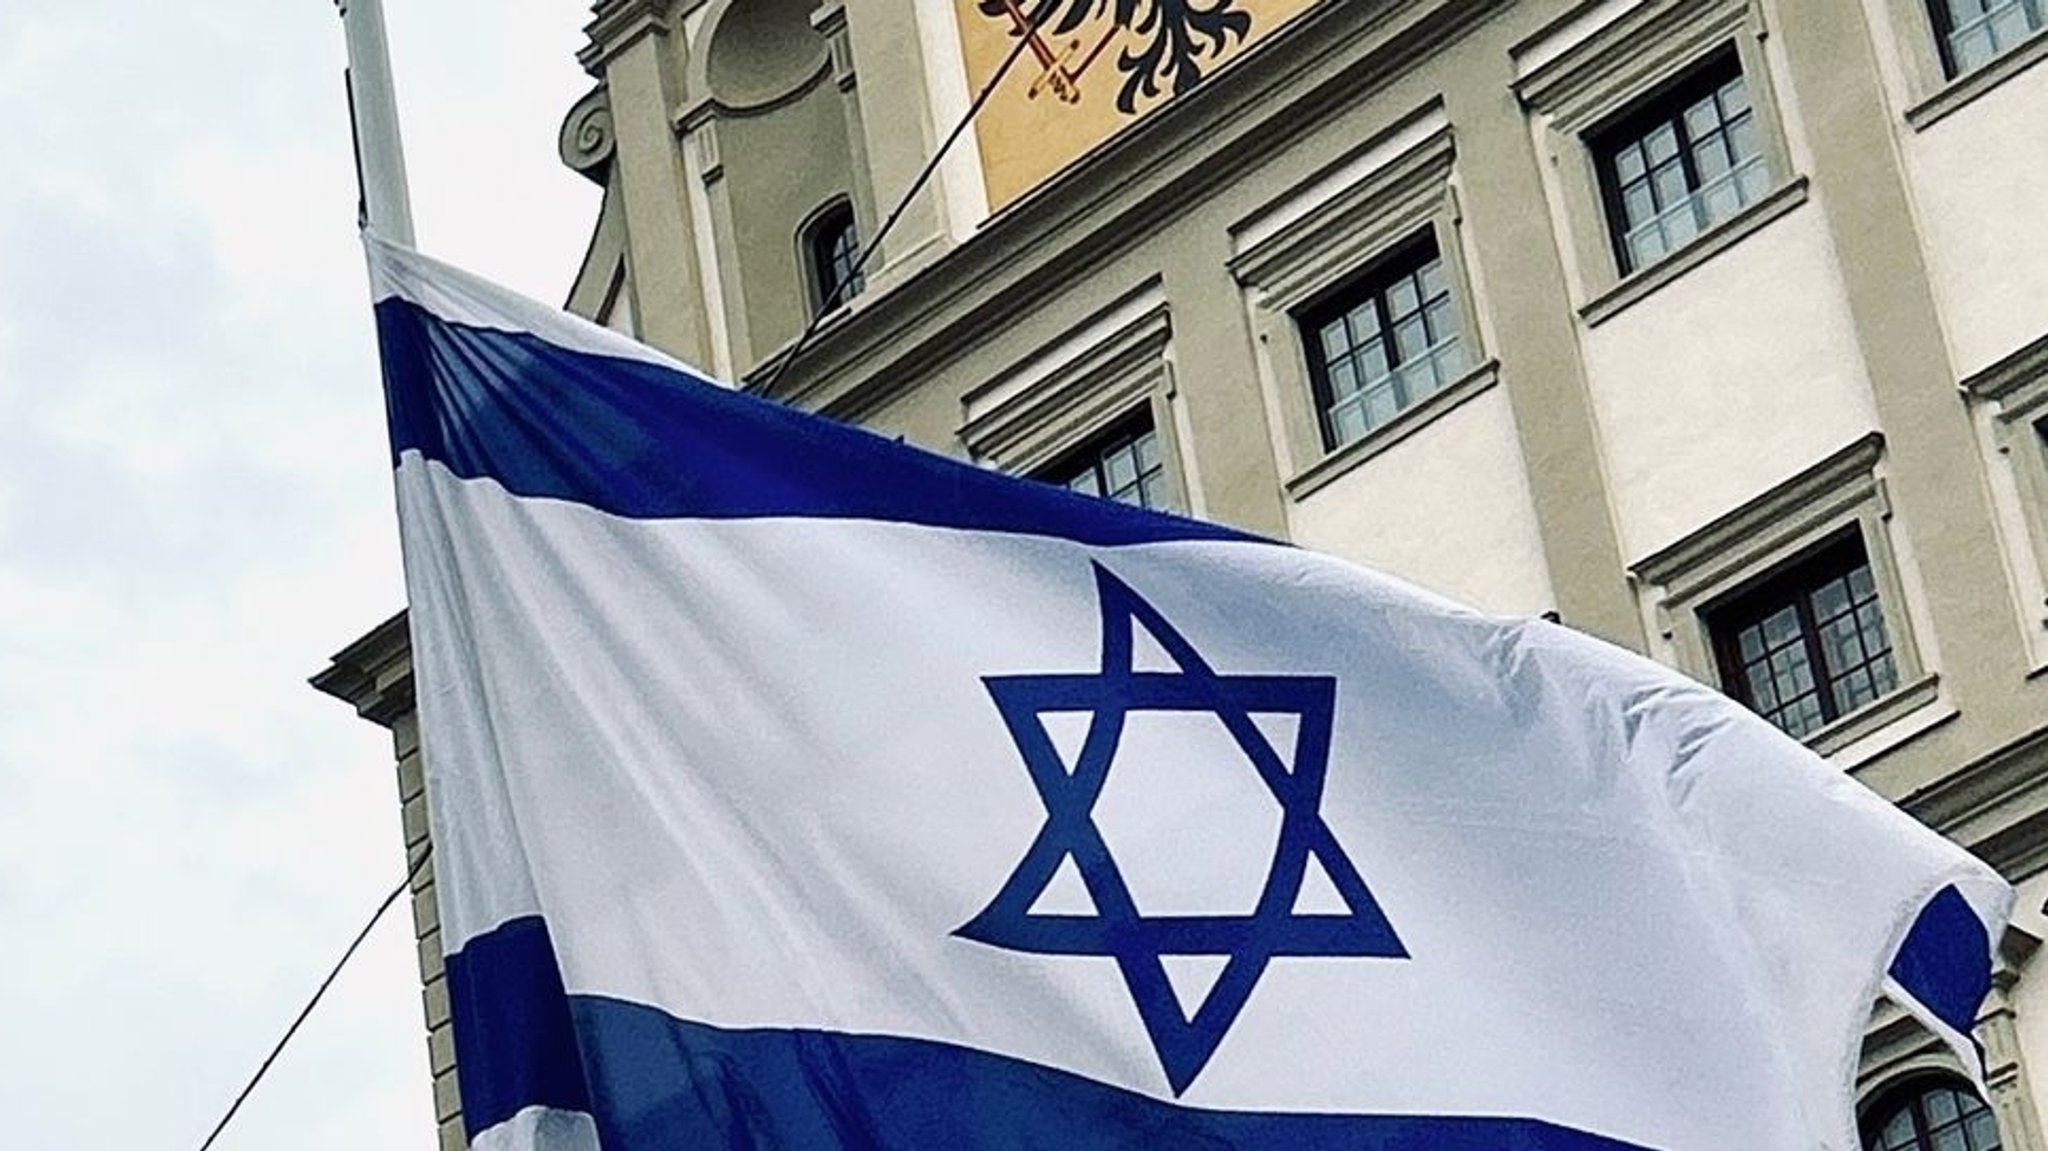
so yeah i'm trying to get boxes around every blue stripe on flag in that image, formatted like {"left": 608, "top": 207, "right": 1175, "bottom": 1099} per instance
{"left": 1889, "top": 884, "right": 1993, "bottom": 1038}
{"left": 375, "top": 297, "right": 1257, "bottom": 546}
{"left": 445, "top": 916, "right": 590, "bottom": 1137}
{"left": 448, "top": 916, "right": 1654, "bottom": 1149}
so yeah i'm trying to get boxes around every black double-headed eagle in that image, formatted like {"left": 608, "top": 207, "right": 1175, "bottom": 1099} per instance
{"left": 981, "top": 0, "right": 1255, "bottom": 114}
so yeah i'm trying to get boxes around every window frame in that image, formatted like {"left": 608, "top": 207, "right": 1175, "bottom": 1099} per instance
{"left": 1860, "top": 1074, "right": 2003, "bottom": 1151}
{"left": 1876, "top": 0, "right": 2048, "bottom": 129}
{"left": 1294, "top": 235, "right": 1471, "bottom": 452}
{"left": 1927, "top": 0, "right": 2047, "bottom": 79}
{"left": 1704, "top": 528, "right": 1902, "bottom": 740}
{"left": 1630, "top": 434, "right": 1943, "bottom": 763}
{"left": 1961, "top": 334, "right": 2048, "bottom": 674}
{"left": 1227, "top": 106, "right": 1496, "bottom": 497}
{"left": 1588, "top": 48, "right": 1771, "bottom": 277}
{"left": 1031, "top": 410, "right": 1179, "bottom": 513}
{"left": 800, "top": 198, "right": 864, "bottom": 316}
{"left": 1513, "top": 0, "right": 1802, "bottom": 319}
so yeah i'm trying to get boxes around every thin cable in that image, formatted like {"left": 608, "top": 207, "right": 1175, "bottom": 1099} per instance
{"left": 197, "top": 10, "right": 1050, "bottom": 1148}
{"left": 195, "top": 847, "right": 432, "bottom": 1151}
{"left": 756, "top": 3, "right": 1055, "bottom": 397}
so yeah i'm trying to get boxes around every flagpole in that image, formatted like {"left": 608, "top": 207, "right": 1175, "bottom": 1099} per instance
{"left": 336, "top": 0, "right": 416, "bottom": 247}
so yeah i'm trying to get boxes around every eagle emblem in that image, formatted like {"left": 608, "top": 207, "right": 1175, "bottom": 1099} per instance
{"left": 980, "top": 0, "right": 1256, "bottom": 114}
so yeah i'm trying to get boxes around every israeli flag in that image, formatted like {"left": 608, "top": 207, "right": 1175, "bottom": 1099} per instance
{"left": 369, "top": 233, "right": 2011, "bottom": 1151}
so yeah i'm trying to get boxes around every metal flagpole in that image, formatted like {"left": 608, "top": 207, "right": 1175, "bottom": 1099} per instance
{"left": 336, "top": 0, "right": 416, "bottom": 247}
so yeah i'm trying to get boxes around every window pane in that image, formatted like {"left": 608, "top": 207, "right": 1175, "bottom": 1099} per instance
{"left": 1728, "top": 113, "right": 1761, "bottom": 163}
{"left": 1683, "top": 99, "right": 1721, "bottom": 142}
{"left": 1990, "top": 1, "right": 2037, "bottom": 47}
{"left": 1395, "top": 315, "right": 1432, "bottom": 360}
{"left": 1717, "top": 75, "right": 1752, "bottom": 118}
{"left": 1628, "top": 227, "right": 1669, "bottom": 270}
{"left": 1363, "top": 380, "right": 1402, "bottom": 428}
{"left": 1700, "top": 178, "right": 1744, "bottom": 227}
{"left": 1667, "top": 200, "right": 1705, "bottom": 247}
{"left": 1953, "top": 25, "right": 1999, "bottom": 71}
{"left": 1104, "top": 445, "right": 1138, "bottom": 493}
{"left": 1139, "top": 470, "right": 1170, "bottom": 511}
{"left": 1319, "top": 319, "right": 1350, "bottom": 362}
{"left": 1745, "top": 662, "right": 1781, "bottom": 711}
{"left": 1328, "top": 359, "right": 1360, "bottom": 401}
{"left": 1696, "top": 135, "right": 1734, "bottom": 180}
{"left": 1623, "top": 183, "right": 1658, "bottom": 229}
{"left": 1652, "top": 162, "right": 1691, "bottom": 208}
{"left": 1812, "top": 576, "right": 1851, "bottom": 621}
{"left": 1966, "top": 1108, "right": 2002, "bottom": 1149}
{"left": 1388, "top": 274, "right": 1421, "bottom": 318}
{"left": 1644, "top": 122, "right": 1681, "bottom": 166}
{"left": 1346, "top": 303, "right": 1382, "bottom": 343}
{"left": 1738, "top": 624, "right": 1765, "bottom": 662}
{"left": 1359, "top": 337, "right": 1391, "bottom": 382}
{"left": 1330, "top": 400, "right": 1368, "bottom": 447}
{"left": 1782, "top": 693, "right": 1825, "bottom": 738}
{"left": 1434, "top": 334, "right": 1468, "bottom": 381}
{"left": 1425, "top": 296, "right": 1459, "bottom": 344}
{"left": 1616, "top": 142, "right": 1648, "bottom": 184}
{"left": 1418, "top": 257, "right": 1448, "bottom": 301}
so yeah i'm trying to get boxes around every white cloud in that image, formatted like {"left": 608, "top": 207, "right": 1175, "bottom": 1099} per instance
{"left": 0, "top": 1, "right": 597, "bottom": 1147}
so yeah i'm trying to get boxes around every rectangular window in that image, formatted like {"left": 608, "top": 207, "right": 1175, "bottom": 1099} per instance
{"left": 1592, "top": 52, "right": 1771, "bottom": 275}
{"left": 1297, "top": 238, "right": 1467, "bottom": 450}
{"left": 1707, "top": 532, "right": 1899, "bottom": 739}
{"left": 1929, "top": 0, "right": 2045, "bottom": 76}
{"left": 1036, "top": 415, "right": 1177, "bottom": 512}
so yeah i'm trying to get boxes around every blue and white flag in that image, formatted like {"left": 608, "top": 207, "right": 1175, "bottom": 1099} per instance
{"left": 368, "top": 233, "right": 2012, "bottom": 1151}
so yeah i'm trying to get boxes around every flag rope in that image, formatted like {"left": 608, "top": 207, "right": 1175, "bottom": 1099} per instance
{"left": 754, "top": 0, "right": 1056, "bottom": 397}
{"left": 192, "top": 846, "right": 433, "bottom": 1151}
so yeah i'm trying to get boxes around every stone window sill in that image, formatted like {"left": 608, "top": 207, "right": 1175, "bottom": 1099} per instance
{"left": 1284, "top": 360, "right": 1500, "bottom": 501}
{"left": 1579, "top": 177, "right": 1810, "bottom": 330}
{"left": 1906, "top": 28, "right": 2048, "bottom": 132}
{"left": 1814, "top": 672, "right": 1950, "bottom": 767}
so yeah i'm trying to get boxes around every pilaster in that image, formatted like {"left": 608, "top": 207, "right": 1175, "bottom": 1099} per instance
{"left": 1443, "top": 47, "right": 1644, "bottom": 649}
{"left": 838, "top": 0, "right": 963, "bottom": 287}
{"left": 309, "top": 615, "right": 462, "bottom": 1150}
{"left": 580, "top": 1, "right": 717, "bottom": 368}
{"left": 1773, "top": 0, "right": 2036, "bottom": 731}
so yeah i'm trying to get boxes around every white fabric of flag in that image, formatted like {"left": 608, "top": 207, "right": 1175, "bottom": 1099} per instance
{"left": 367, "top": 233, "right": 2012, "bottom": 1151}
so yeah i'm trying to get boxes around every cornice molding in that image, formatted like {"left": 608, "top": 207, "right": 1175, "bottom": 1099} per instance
{"left": 310, "top": 611, "right": 415, "bottom": 730}
{"left": 1960, "top": 331, "right": 2048, "bottom": 406}
{"left": 1899, "top": 722, "right": 2048, "bottom": 879}
{"left": 1631, "top": 432, "right": 1887, "bottom": 590}
{"left": 579, "top": 0, "right": 674, "bottom": 75}
{"left": 956, "top": 287, "right": 1173, "bottom": 469}
{"left": 742, "top": 0, "right": 1508, "bottom": 412}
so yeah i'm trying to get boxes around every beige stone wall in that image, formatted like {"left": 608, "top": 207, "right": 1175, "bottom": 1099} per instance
{"left": 328, "top": 0, "right": 2048, "bottom": 1143}
{"left": 394, "top": 710, "right": 467, "bottom": 1151}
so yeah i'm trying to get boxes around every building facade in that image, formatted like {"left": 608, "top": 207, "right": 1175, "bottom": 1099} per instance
{"left": 316, "top": 0, "right": 2048, "bottom": 1146}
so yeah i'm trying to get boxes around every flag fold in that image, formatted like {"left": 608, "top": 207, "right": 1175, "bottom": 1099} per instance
{"left": 367, "top": 232, "right": 2011, "bottom": 1151}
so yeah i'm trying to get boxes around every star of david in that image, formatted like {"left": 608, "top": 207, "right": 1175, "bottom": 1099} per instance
{"left": 957, "top": 562, "right": 1407, "bottom": 1095}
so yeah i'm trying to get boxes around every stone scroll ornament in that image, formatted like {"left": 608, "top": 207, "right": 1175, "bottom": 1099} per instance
{"left": 981, "top": 0, "right": 1254, "bottom": 114}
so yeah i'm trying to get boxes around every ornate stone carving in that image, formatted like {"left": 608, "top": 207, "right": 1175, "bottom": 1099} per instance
{"left": 559, "top": 86, "right": 616, "bottom": 184}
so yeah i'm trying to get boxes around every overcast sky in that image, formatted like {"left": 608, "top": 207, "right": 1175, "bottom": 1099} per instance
{"left": 0, "top": 3, "right": 599, "bottom": 1146}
